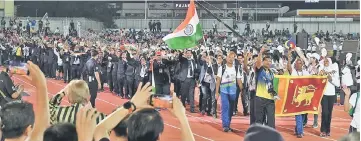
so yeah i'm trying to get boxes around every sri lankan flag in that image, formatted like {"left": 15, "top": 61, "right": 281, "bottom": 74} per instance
{"left": 274, "top": 75, "right": 328, "bottom": 117}
{"left": 162, "top": 0, "right": 203, "bottom": 49}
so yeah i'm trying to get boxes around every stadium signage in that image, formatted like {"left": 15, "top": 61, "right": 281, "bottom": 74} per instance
{"left": 175, "top": 3, "right": 190, "bottom": 8}
{"left": 305, "top": 0, "right": 319, "bottom": 3}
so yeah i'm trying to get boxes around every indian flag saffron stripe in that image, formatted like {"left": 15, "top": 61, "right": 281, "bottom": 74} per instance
{"left": 162, "top": 0, "right": 203, "bottom": 50}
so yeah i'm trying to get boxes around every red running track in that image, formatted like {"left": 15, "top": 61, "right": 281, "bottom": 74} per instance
{"left": 14, "top": 75, "right": 351, "bottom": 141}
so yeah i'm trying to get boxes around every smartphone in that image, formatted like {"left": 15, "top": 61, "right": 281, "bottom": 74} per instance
{"left": 149, "top": 94, "right": 173, "bottom": 108}
{"left": 8, "top": 61, "right": 28, "bottom": 75}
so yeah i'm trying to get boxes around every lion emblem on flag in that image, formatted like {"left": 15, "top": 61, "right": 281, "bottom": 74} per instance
{"left": 184, "top": 24, "right": 194, "bottom": 36}
{"left": 292, "top": 85, "right": 316, "bottom": 107}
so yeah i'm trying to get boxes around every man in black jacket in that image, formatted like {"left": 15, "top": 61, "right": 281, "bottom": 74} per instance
{"left": 116, "top": 51, "right": 126, "bottom": 98}
{"left": 62, "top": 49, "right": 71, "bottom": 83}
{"left": 177, "top": 49, "right": 199, "bottom": 113}
{"left": 152, "top": 51, "right": 172, "bottom": 95}
{"left": 0, "top": 69, "right": 23, "bottom": 107}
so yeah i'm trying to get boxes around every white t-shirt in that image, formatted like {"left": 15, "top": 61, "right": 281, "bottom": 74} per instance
{"left": 291, "top": 69, "right": 310, "bottom": 77}
{"left": 248, "top": 67, "right": 256, "bottom": 91}
{"left": 217, "top": 65, "right": 243, "bottom": 94}
{"left": 349, "top": 93, "right": 360, "bottom": 131}
{"left": 217, "top": 65, "right": 243, "bottom": 83}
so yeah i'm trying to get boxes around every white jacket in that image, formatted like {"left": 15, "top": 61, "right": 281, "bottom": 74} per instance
{"left": 341, "top": 66, "right": 354, "bottom": 86}
{"left": 322, "top": 64, "right": 340, "bottom": 96}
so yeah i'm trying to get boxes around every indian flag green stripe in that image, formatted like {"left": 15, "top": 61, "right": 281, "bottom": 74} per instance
{"left": 164, "top": 24, "right": 203, "bottom": 50}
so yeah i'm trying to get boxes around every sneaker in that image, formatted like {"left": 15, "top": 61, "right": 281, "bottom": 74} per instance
{"left": 320, "top": 132, "right": 327, "bottom": 137}
{"left": 273, "top": 95, "right": 280, "bottom": 100}
{"left": 212, "top": 114, "right": 217, "bottom": 119}
{"left": 223, "top": 127, "right": 230, "bottom": 132}
{"left": 312, "top": 123, "right": 318, "bottom": 128}
{"left": 326, "top": 133, "right": 331, "bottom": 136}
{"left": 297, "top": 134, "right": 304, "bottom": 138}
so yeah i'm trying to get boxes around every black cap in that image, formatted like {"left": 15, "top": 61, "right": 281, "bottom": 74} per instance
{"left": 244, "top": 124, "right": 284, "bottom": 141}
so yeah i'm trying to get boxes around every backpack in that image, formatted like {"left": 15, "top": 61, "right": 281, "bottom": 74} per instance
{"left": 221, "top": 64, "right": 241, "bottom": 80}
{"left": 349, "top": 92, "right": 360, "bottom": 117}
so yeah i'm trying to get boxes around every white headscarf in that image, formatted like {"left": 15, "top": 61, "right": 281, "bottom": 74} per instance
{"left": 319, "top": 58, "right": 333, "bottom": 72}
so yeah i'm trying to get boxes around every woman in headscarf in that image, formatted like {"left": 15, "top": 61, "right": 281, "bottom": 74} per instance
{"left": 319, "top": 57, "right": 340, "bottom": 137}
{"left": 302, "top": 53, "right": 321, "bottom": 128}
{"left": 340, "top": 53, "right": 354, "bottom": 105}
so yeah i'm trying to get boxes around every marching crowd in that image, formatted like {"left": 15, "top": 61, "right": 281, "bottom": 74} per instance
{"left": 0, "top": 19, "right": 359, "bottom": 141}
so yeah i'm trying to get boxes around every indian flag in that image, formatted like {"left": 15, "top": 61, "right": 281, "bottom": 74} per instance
{"left": 150, "top": 61, "right": 156, "bottom": 94}
{"left": 162, "top": 0, "right": 203, "bottom": 50}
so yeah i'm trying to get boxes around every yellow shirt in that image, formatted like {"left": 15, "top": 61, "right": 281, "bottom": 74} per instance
{"left": 16, "top": 47, "right": 22, "bottom": 56}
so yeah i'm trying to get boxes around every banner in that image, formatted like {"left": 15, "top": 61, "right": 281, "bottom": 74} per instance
{"left": 274, "top": 75, "right": 328, "bottom": 117}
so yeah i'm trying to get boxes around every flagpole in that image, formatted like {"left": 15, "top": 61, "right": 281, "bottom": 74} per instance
{"left": 195, "top": 1, "right": 243, "bottom": 39}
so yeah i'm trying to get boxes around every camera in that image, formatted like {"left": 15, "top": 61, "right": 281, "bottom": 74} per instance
{"left": 267, "top": 82, "right": 277, "bottom": 96}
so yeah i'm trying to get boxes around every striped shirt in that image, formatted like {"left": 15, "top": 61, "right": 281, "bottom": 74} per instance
{"left": 49, "top": 92, "right": 106, "bottom": 125}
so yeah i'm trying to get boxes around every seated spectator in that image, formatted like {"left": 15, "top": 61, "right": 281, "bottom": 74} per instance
{"left": 0, "top": 68, "right": 23, "bottom": 107}
{"left": 0, "top": 61, "right": 50, "bottom": 141}
{"left": 94, "top": 82, "right": 195, "bottom": 141}
{"left": 49, "top": 80, "right": 106, "bottom": 124}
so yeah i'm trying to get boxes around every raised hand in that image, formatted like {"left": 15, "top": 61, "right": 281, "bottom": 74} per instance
{"left": 76, "top": 105, "right": 100, "bottom": 141}
{"left": 130, "top": 82, "right": 153, "bottom": 107}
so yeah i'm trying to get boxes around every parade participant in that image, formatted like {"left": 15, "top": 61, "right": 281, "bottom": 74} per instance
{"left": 342, "top": 87, "right": 360, "bottom": 133}
{"left": 124, "top": 50, "right": 136, "bottom": 98}
{"left": 178, "top": 49, "right": 198, "bottom": 113}
{"left": 138, "top": 56, "right": 150, "bottom": 85}
{"left": 254, "top": 46, "right": 277, "bottom": 128}
{"left": 319, "top": 57, "right": 340, "bottom": 137}
{"left": 62, "top": 46, "right": 71, "bottom": 83}
{"left": 153, "top": 51, "right": 172, "bottom": 95}
{"left": 341, "top": 53, "right": 354, "bottom": 105}
{"left": 70, "top": 45, "right": 82, "bottom": 80}
{"left": 199, "top": 53, "right": 217, "bottom": 117}
{"left": 116, "top": 51, "right": 126, "bottom": 98}
{"left": 244, "top": 52, "right": 258, "bottom": 124}
{"left": 82, "top": 50, "right": 101, "bottom": 107}
{"left": 287, "top": 50, "right": 311, "bottom": 138}
{"left": 235, "top": 53, "right": 247, "bottom": 116}
{"left": 215, "top": 51, "right": 243, "bottom": 132}
{"left": 303, "top": 53, "right": 321, "bottom": 128}
{"left": 106, "top": 48, "right": 116, "bottom": 92}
